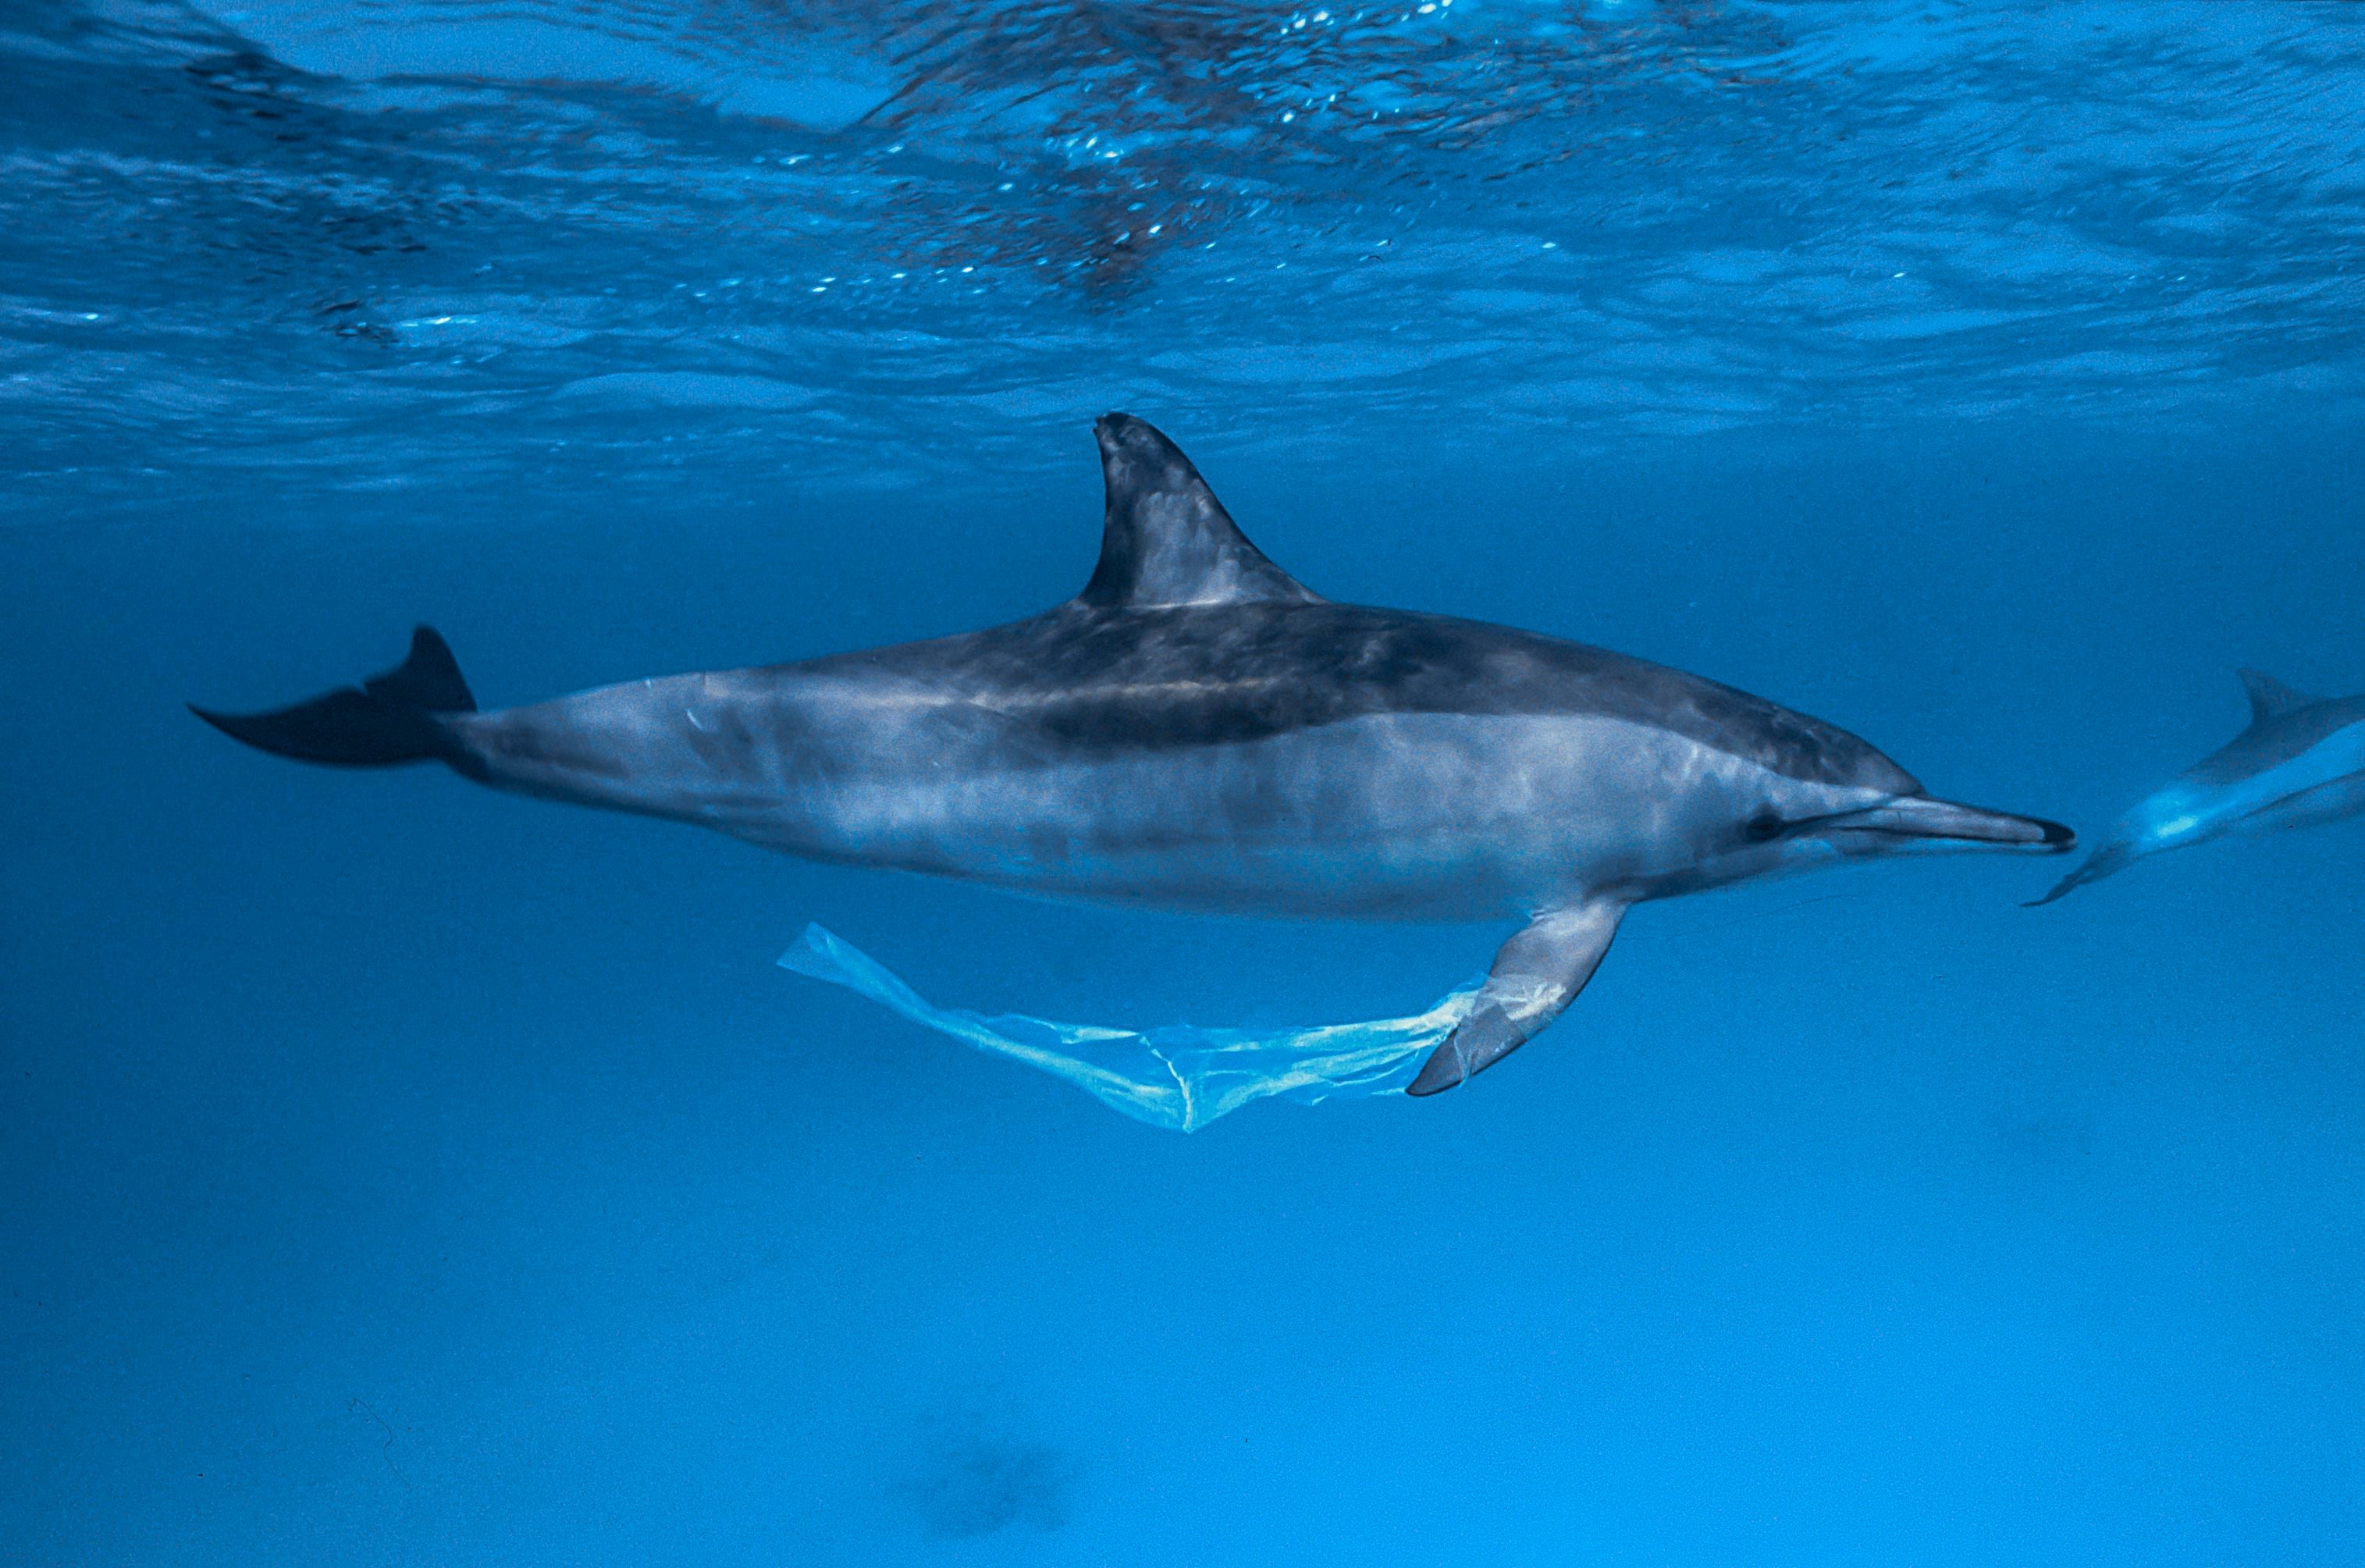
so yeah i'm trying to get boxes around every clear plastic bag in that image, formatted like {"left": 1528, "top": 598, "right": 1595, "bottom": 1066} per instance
{"left": 780, "top": 924, "right": 1483, "bottom": 1132}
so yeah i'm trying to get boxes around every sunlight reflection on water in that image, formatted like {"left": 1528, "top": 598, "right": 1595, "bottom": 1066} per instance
{"left": 3, "top": 0, "right": 2362, "bottom": 507}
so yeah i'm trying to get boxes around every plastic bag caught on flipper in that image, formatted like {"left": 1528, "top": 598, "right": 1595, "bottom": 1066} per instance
{"left": 779, "top": 924, "right": 1485, "bottom": 1132}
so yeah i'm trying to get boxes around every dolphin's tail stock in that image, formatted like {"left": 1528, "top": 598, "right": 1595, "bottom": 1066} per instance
{"left": 190, "top": 626, "right": 484, "bottom": 777}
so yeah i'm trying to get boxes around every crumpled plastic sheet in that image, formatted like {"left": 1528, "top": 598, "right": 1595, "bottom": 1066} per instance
{"left": 779, "top": 923, "right": 1485, "bottom": 1132}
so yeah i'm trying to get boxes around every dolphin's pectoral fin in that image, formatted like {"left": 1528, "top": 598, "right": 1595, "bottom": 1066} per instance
{"left": 1077, "top": 413, "right": 1325, "bottom": 610}
{"left": 1407, "top": 1003, "right": 1531, "bottom": 1097}
{"left": 1407, "top": 901, "right": 1626, "bottom": 1097}
{"left": 2238, "top": 667, "right": 2317, "bottom": 724}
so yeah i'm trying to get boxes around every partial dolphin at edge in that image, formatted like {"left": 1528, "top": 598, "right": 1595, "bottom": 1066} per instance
{"left": 2029, "top": 668, "right": 2365, "bottom": 906}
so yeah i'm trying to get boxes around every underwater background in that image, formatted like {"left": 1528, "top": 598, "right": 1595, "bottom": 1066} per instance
{"left": 4, "top": 1, "right": 2363, "bottom": 1563}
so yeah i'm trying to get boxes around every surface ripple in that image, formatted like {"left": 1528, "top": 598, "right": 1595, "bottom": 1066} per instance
{"left": 3, "top": 0, "right": 2361, "bottom": 506}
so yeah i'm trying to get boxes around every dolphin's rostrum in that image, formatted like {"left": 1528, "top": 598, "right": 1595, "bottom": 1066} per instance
{"left": 2029, "top": 668, "right": 2365, "bottom": 905}
{"left": 194, "top": 414, "right": 2072, "bottom": 1097}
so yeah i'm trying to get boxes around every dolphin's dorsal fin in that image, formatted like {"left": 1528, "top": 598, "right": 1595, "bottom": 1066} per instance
{"left": 1077, "top": 413, "right": 1322, "bottom": 610}
{"left": 2237, "top": 667, "right": 2315, "bottom": 723}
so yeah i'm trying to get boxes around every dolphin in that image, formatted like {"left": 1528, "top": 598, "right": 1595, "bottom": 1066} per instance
{"left": 193, "top": 413, "right": 2072, "bottom": 1096}
{"left": 2029, "top": 669, "right": 2365, "bottom": 906}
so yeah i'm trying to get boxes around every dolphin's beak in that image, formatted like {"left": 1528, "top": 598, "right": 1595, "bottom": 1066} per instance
{"left": 1815, "top": 796, "right": 2075, "bottom": 855}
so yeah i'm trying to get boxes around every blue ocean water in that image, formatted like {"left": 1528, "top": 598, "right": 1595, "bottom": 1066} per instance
{"left": 5, "top": 2, "right": 2363, "bottom": 1563}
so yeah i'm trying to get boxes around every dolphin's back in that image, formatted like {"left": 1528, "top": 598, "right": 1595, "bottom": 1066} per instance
{"left": 806, "top": 600, "right": 1922, "bottom": 795}
{"left": 2185, "top": 694, "right": 2365, "bottom": 788}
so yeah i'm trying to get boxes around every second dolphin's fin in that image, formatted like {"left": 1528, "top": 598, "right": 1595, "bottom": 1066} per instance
{"left": 2237, "top": 668, "right": 2317, "bottom": 724}
{"left": 1407, "top": 901, "right": 1626, "bottom": 1096}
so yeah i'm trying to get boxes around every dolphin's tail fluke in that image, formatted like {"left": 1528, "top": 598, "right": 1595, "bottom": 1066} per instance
{"left": 2024, "top": 841, "right": 2137, "bottom": 907}
{"left": 190, "top": 626, "right": 480, "bottom": 773}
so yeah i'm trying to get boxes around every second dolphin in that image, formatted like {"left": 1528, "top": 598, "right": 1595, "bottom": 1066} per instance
{"left": 2032, "top": 669, "right": 2365, "bottom": 905}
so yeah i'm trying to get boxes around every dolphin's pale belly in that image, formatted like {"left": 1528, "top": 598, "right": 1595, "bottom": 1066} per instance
{"left": 769, "top": 712, "right": 1766, "bottom": 920}
{"left": 471, "top": 676, "right": 1779, "bottom": 921}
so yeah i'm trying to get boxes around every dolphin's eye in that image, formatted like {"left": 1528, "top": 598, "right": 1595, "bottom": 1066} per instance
{"left": 1744, "top": 809, "right": 1786, "bottom": 843}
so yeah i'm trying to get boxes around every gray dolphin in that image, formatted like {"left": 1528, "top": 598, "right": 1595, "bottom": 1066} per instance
{"left": 194, "top": 414, "right": 2071, "bottom": 1096}
{"left": 2030, "top": 670, "right": 2365, "bottom": 906}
